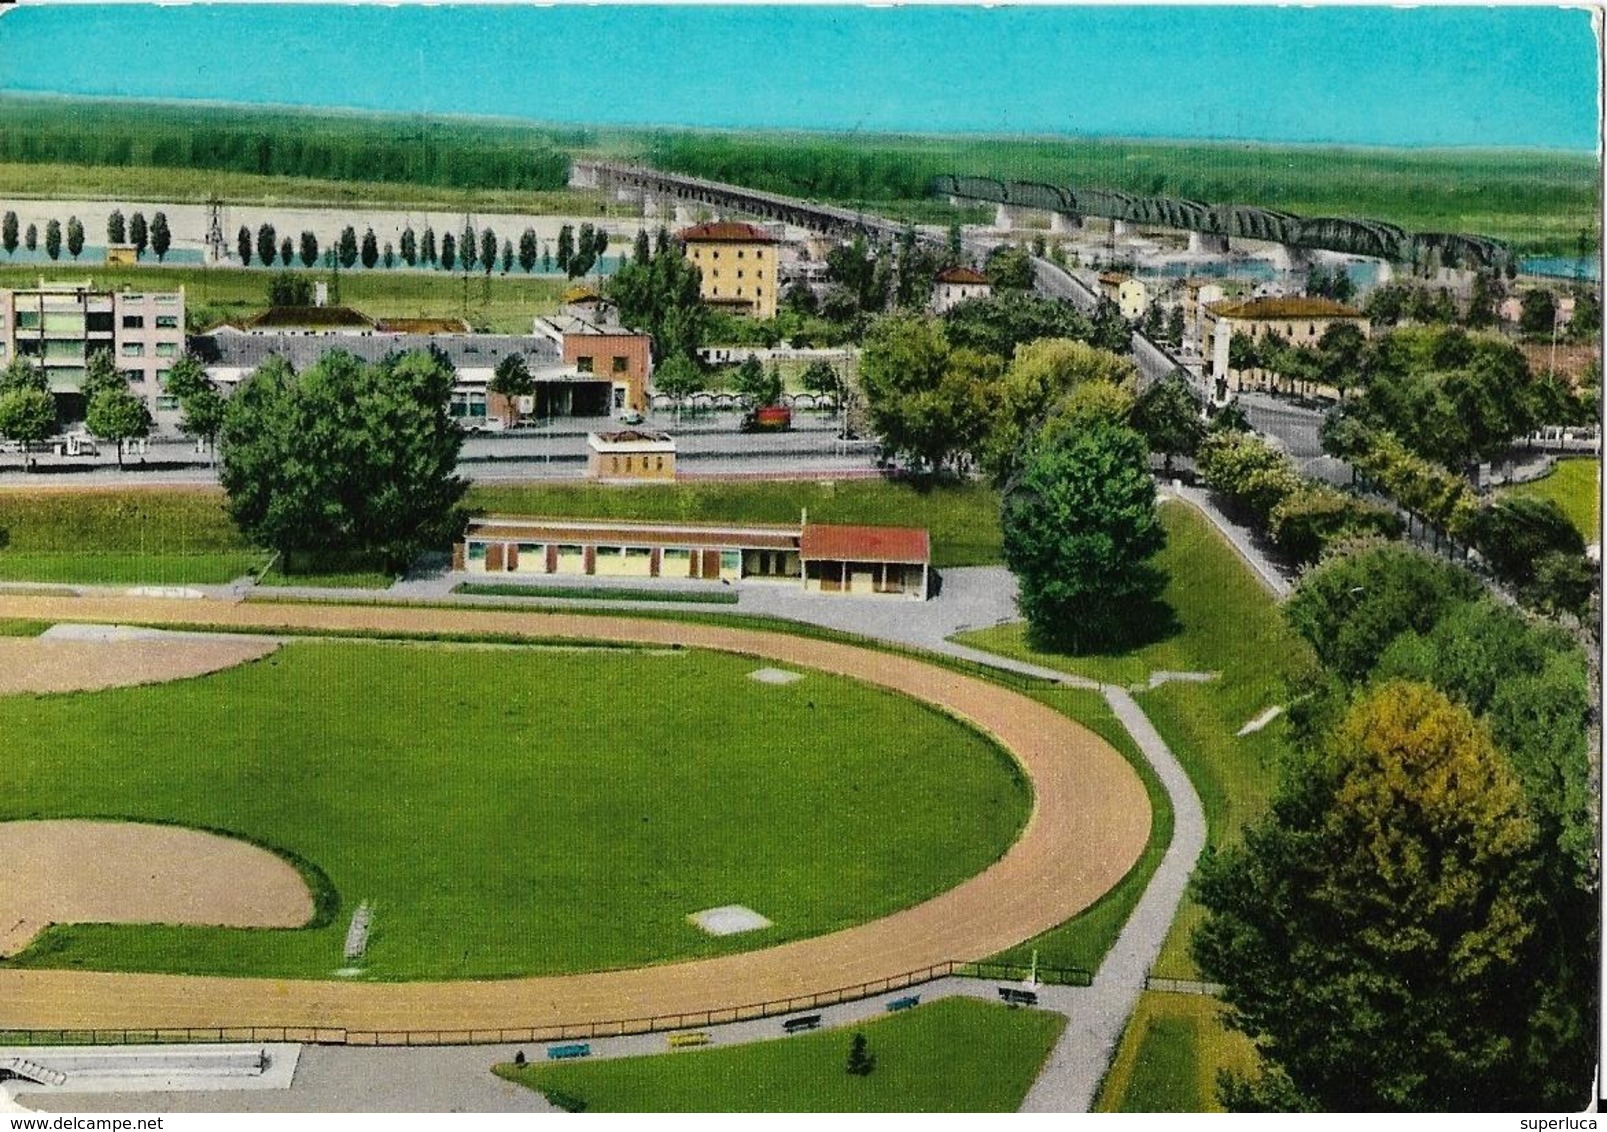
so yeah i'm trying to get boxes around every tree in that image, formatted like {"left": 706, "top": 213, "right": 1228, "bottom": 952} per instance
{"left": 85, "top": 384, "right": 153, "bottom": 470}
{"left": 982, "top": 337, "right": 1135, "bottom": 484}
{"left": 732, "top": 356, "right": 781, "bottom": 407}
{"left": 1193, "top": 680, "right": 1547, "bottom": 1111}
{"left": 1131, "top": 372, "right": 1205, "bottom": 474}
{"left": 164, "top": 353, "right": 225, "bottom": 462}
{"left": 1316, "top": 321, "right": 1367, "bottom": 399}
{"left": 518, "top": 228, "right": 538, "bottom": 273}
{"left": 44, "top": 219, "right": 61, "bottom": 261}
{"left": 499, "top": 238, "right": 512, "bottom": 276}
{"left": 1165, "top": 305, "right": 1186, "bottom": 346}
{"left": 381, "top": 242, "right": 393, "bottom": 270}
{"left": 460, "top": 225, "right": 477, "bottom": 272}
{"left": 440, "top": 232, "right": 456, "bottom": 273}
{"left": 481, "top": 228, "right": 498, "bottom": 276}
{"left": 399, "top": 226, "right": 417, "bottom": 267}
{"left": 24, "top": 223, "right": 37, "bottom": 253}
{"left": 1284, "top": 543, "right": 1483, "bottom": 682}
{"left": 128, "top": 212, "right": 147, "bottom": 259}
{"left": 299, "top": 231, "right": 319, "bottom": 268}
{"left": 1195, "top": 430, "right": 1304, "bottom": 525}
{"left": 1001, "top": 418, "right": 1166, "bottom": 652}
{"left": 219, "top": 349, "right": 468, "bottom": 573}
{"left": 266, "top": 272, "right": 314, "bottom": 307}
{"left": 1519, "top": 289, "right": 1558, "bottom": 336}
{"left": 106, "top": 209, "right": 125, "bottom": 246}
{"left": 984, "top": 243, "right": 1035, "bottom": 291}
{"left": 858, "top": 315, "right": 998, "bottom": 474}
{"left": 81, "top": 347, "right": 123, "bottom": 405}
{"left": 1567, "top": 288, "right": 1600, "bottom": 342}
{"left": 941, "top": 291, "right": 1092, "bottom": 358}
{"left": 65, "top": 216, "right": 84, "bottom": 259}
{"left": 361, "top": 228, "right": 379, "bottom": 271}
{"left": 542, "top": 243, "right": 553, "bottom": 273}
{"left": 257, "top": 223, "right": 277, "bottom": 267}
{"left": 592, "top": 229, "right": 610, "bottom": 270}
{"left": 147, "top": 212, "right": 169, "bottom": 263}
{"left": 633, "top": 228, "right": 652, "bottom": 265}
{"left": 280, "top": 236, "right": 294, "bottom": 269}
{"left": 651, "top": 352, "right": 704, "bottom": 407}
{"left": 606, "top": 242, "right": 707, "bottom": 361}
{"left": 1087, "top": 295, "right": 1131, "bottom": 353}
{"left": 1467, "top": 495, "right": 1585, "bottom": 589}
{"left": 800, "top": 359, "right": 842, "bottom": 405}
{"left": 556, "top": 224, "right": 575, "bottom": 274}
{"left": 339, "top": 226, "right": 358, "bottom": 270}
{"left": 2, "top": 211, "right": 16, "bottom": 257}
{"left": 1465, "top": 272, "right": 1498, "bottom": 329}
{"left": 488, "top": 353, "right": 534, "bottom": 426}
{"left": 845, "top": 1032, "right": 876, "bottom": 1077}
{"left": 568, "top": 223, "right": 596, "bottom": 278}
{"left": 237, "top": 224, "right": 252, "bottom": 266}
{"left": 0, "top": 386, "right": 56, "bottom": 472}
{"left": 421, "top": 226, "right": 436, "bottom": 266}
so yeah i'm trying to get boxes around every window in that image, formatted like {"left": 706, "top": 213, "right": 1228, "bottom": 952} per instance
{"left": 120, "top": 368, "right": 143, "bottom": 384}
{"left": 654, "top": 456, "right": 663, "bottom": 471}
{"left": 122, "top": 315, "right": 145, "bottom": 329}
{"left": 156, "top": 342, "right": 177, "bottom": 357}
{"left": 611, "top": 355, "right": 629, "bottom": 373}
{"left": 712, "top": 250, "right": 720, "bottom": 259}
{"left": 625, "top": 456, "right": 632, "bottom": 472}
{"left": 755, "top": 250, "right": 763, "bottom": 260}
{"left": 121, "top": 342, "right": 143, "bottom": 357}
{"left": 611, "top": 456, "right": 620, "bottom": 472}
{"left": 467, "top": 542, "right": 487, "bottom": 562}
{"left": 156, "top": 369, "right": 171, "bottom": 385}
{"left": 124, "top": 294, "right": 144, "bottom": 302}
{"left": 737, "top": 270, "right": 744, "bottom": 279}
{"left": 155, "top": 395, "right": 179, "bottom": 412}
{"left": 737, "top": 249, "right": 745, "bottom": 259}
{"left": 15, "top": 310, "right": 39, "bottom": 329}
{"left": 711, "top": 270, "right": 720, "bottom": 279}
{"left": 576, "top": 356, "right": 594, "bottom": 373}
{"left": 156, "top": 315, "right": 179, "bottom": 330}
{"left": 155, "top": 295, "right": 178, "bottom": 306}
{"left": 756, "top": 287, "right": 762, "bottom": 299}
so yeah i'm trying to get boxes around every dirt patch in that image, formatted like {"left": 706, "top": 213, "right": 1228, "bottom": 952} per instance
{"left": 0, "top": 633, "right": 276, "bottom": 696}
{"left": 0, "top": 594, "right": 1151, "bottom": 1033}
{"left": 0, "top": 821, "right": 314, "bottom": 957}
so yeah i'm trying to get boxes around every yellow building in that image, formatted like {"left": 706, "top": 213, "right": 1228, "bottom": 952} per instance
{"left": 104, "top": 244, "right": 139, "bottom": 267}
{"left": 1202, "top": 296, "right": 1369, "bottom": 387}
{"left": 586, "top": 429, "right": 676, "bottom": 482}
{"left": 678, "top": 221, "right": 779, "bottom": 319}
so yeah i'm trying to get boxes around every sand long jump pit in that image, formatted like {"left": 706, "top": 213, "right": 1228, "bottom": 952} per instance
{"left": 0, "top": 820, "right": 315, "bottom": 957}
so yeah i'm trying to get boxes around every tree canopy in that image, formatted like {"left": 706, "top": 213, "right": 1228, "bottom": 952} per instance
{"left": 219, "top": 349, "right": 468, "bottom": 572}
{"left": 858, "top": 314, "right": 997, "bottom": 474}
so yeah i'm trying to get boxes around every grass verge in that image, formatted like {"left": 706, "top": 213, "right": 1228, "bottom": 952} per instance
{"left": 1505, "top": 456, "right": 1601, "bottom": 543}
{"left": 495, "top": 997, "right": 1064, "bottom": 1112}
{"left": 1094, "top": 991, "right": 1258, "bottom": 1112}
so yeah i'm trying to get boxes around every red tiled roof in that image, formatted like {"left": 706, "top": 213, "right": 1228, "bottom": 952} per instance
{"left": 1211, "top": 296, "right": 1364, "bottom": 320}
{"left": 676, "top": 222, "right": 778, "bottom": 244}
{"left": 936, "top": 266, "right": 989, "bottom": 285}
{"left": 245, "top": 305, "right": 373, "bottom": 329}
{"left": 800, "top": 524, "right": 930, "bottom": 564}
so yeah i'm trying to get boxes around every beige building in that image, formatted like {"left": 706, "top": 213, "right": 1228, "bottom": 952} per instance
{"left": 1097, "top": 272, "right": 1149, "bottom": 321}
{"left": 0, "top": 280, "right": 185, "bottom": 420}
{"left": 1202, "top": 296, "right": 1369, "bottom": 385}
{"left": 930, "top": 266, "right": 991, "bottom": 313}
{"left": 586, "top": 429, "right": 676, "bottom": 482}
{"left": 678, "top": 221, "right": 779, "bottom": 319}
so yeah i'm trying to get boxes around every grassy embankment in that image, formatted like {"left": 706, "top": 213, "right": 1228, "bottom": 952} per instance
{"left": 4, "top": 641, "right": 1027, "bottom": 980}
{"left": 1504, "top": 457, "right": 1601, "bottom": 543}
{"left": 496, "top": 997, "right": 1064, "bottom": 1112}
{"left": 954, "top": 499, "right": 1316, "bottom": 1110}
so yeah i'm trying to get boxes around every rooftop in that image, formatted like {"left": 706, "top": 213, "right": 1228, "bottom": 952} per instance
{"left": 800, "top": 523, "right": 930, "bottom": 565}
{"left": 589, "top": 429, "right": 675, "bottom": 448}
{"left": 375, "top": 317, "right": 472, "bottom": 335}
{"left": 935, "top": 266, "right": 989, "bottom": 285}
{"left": 245, "top": 305, "right": 375, "bottom": 330}
{"left": 676, "top": 221, "right": 778, "bottom": 245}
{"left": 1211, "top": 296, "right": 1364, "bottom": 320}
{"left": 192, "top": 332, "right": 564, "bottom": 375}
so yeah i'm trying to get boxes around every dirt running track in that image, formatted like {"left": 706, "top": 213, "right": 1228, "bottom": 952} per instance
{"left": 0, "top": 594, "right": 1150, "bottom": 1034}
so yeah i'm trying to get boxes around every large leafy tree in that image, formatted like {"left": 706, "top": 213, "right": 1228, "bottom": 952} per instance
{"left": 606, "top": 240, "right": 707, "bottom": 361}
{"left": 236, "top": 224, "right": 252, "bottom": 266}
{"left": 1194, "top": 680, "right": 1546, "bottom": 1111}
{"left": 651, "top": 352, "right": 704, "bottom": 407}
{"left": 219, "top": 349, "right": 468, "bottom": 573}
{"left": 488, "top": 353, "right": 534, "bottom": 425}
{"left": 1001, "top": 417, "right": 1165, "bottom": 651}
{"left": 43, "top": 219, "right": 61, "bottom": 261}
{"left": 299, "top": 231, "right": 319, "bottom": 269}
{"left": 85, "top": 382, "right": 152, "bottom": 470}
{"left": 106, "top": 209, "right": 125, "bottom": 246}
{"left": 338, "top": 225, "right": 359, "bottom": 270}
{"left": 858, "top": 314, "right": 998, "bottom": 474}
{"left": 983, "top": 243, "right": 1035, "bottom": 291}
{"left": 2, "top": 211, "right": 17, "bottom": 257}
{"left": 982, "top": 337, "right": 1135, "bottom": 484}
{"left": 0, "top": 356, "right": 54, "bottom": 470}
{"left": 1130, "top": 371, "right": 1205, "bottom": 474}
{"left": 518, "top": 228, "right": 538, "bottom": 274}
{"left": 480, "top": 228, "right": 497, "bottom": 276}
{"left": 257, "top": 223, "right": 277, "bottom": 267}
{"left": 164, "top": 353, "right": 225, "bottom": 462}
{"left": 942, "top": 291, "right": 1091, "bottom": 358}
{"left": 361, "top": 228, "right": 379, "bottom": 271}
{"left": 399, "top": 226, "right": 417, "bottom": 267}
{"left": 732, "top": 356, "right": 782, "bottom": 408}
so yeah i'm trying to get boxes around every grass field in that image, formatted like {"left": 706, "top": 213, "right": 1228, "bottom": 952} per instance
{"left": 1506, "top": 457, "right": 1601, "bottom": 542}
{"left": 954, "top": 499, "right": 1315, "bottom": 978}
{"left": 0, "top": 263, "right": 569, "bottom": 336}
{"left": 0, "top": 486, "right": 263, "bottom": 584}
{"left": 3, "top": 640, "right": 1028, "bottom": 980}
{"left": 466, "top": 479, "right": 1004, "bottom": 568}
{"left": 1095, "top": 992, "right": 1258, "bottom": 1113}
{"left": 497, "top": 997, "right": 1064, "bottom": 1112}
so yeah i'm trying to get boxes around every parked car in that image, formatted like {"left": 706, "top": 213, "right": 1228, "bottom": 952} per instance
{"left": 617, "top": 409, "right": 645, "bottom": 426}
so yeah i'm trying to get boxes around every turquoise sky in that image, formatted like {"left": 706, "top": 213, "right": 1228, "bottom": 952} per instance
{"left": 0, "top": 5, "right": 1598, "bottom": 150}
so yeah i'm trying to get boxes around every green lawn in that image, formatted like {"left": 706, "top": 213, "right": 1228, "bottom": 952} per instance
{"left": 467, "top": 479, "right": 1004, "bottom": 569}
{"left": 3, "top": 640, "right": 1028, "bottom": 981}
{"left": 256, "top": 566, "right": 396, "bottom": 590}
{"left": 0, "top": 487, "right": 263, "bottom": 584}
{"left": 497, "top": 997, "right": 1064, "bottom": 1112}
{"left": 0, "top": 263, "right": 570, "bottom": 336}
{"left": 1095, "top": 992, "right": 1258, "bottom": 1113}
{"left": 1506, "top": 457, "right": 1601, "bottom": 543}
{"left": 953, "top": 500, "right": 1315, "bottom": 979}
{"left": 986, "top": 687, "right": 1172, "bottom": 975}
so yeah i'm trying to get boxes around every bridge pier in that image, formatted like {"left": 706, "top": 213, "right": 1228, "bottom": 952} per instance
{"left": 569, "top": 164, "right": 600, "bottom": 190}
{"left": 1113, "top": 220, "right": 1136, "bottom": 238}
{"left": 994, "top": 203, "right": 1023, "bottom": 230}
{"left": 1049, "top": 212, "right": 1080, "bottom": 236}
{"left": 1188, "top": 232, "right": 1229, "bottom": 254}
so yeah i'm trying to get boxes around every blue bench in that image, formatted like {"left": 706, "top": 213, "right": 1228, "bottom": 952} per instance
{"left": 782, "top": 1014, "right": 823, "bottom": 1034}
{"left": 546, "top": 1043, "right": 591, "bottom": 1060}
{"left": 998, "top": 987, "right": 1039, "bottom": 1007}
{"left": 887, "top": 995, "right": 921, "bottom": 1012}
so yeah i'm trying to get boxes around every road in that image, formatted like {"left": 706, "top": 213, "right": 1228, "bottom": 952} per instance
{"left": 1236, "top": 391, "right": 1354, "bottom": 485}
